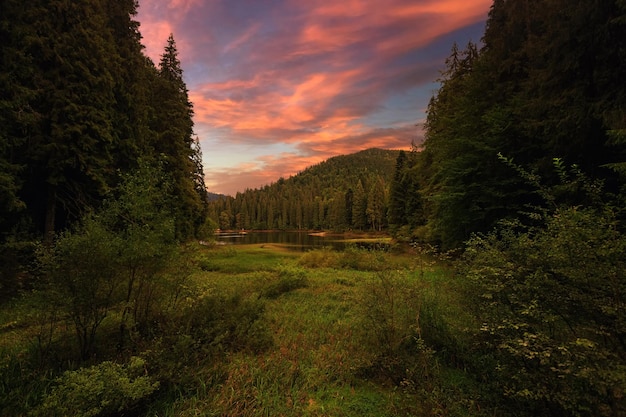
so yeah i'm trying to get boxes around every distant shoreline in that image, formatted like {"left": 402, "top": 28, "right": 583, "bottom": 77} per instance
{"left": 215, "top": 229, "right": 389, "bottom": 238}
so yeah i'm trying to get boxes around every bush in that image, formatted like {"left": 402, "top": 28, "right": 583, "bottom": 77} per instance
{"left": 37, "top": 218, "right": 122, "bottom": 360}
{"left": 462, "top": 207, "right": 626, "bottom": 416}
{"left": 360, "top": 270, "right": 422, "bottom": 356}
{"left": 338, "top": 245, "right": 388, "bottom": 271}
{"left": 297, "top": 247, "right": 340, "bottom": 268}
{"left": 357, "top": 269, "right": 438, "bottom": 386}
{"left": 32, "top": 357, "right": 158, "bottom": 417}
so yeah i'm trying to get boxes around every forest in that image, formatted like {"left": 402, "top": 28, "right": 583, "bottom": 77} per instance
{"left": 2, "top": 0, "right": 626, "bottom": 416}
{"left": 207, "top": 148, "right": 401, "bottom": 231}
{"left": 0, "top": 0, "right": 208, "bottom": 248}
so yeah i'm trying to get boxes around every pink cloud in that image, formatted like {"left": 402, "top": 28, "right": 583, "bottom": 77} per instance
{"left": 138, "top": 19, "right": 174, "bottom": 62}
{"left": 166, "top": 0, "right": 203, "bottom": 14}
{"left": 137, "top": 0, "right": 492, "bottom": 195}
{"left": 204, "top": 125, "right": 419, "bottom": 195}
{"left": 138, "top": 0, "right": 207, "bottom": 62}
{"left": 205, "top": 153, "right": 316, "bottom": 195}
{"left": 189, "top": 66, "right": 370, "bottom": 141}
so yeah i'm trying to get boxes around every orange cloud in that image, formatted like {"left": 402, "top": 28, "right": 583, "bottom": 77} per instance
{"left": 190, "top": 66, "right": 368, "bottom": 138}
{"left": 390, "top": 0, "right": 492, "bottom": 17}
{"left": 205, "top": 152, "right": 320, "bottom": 195}
{"left": 138, "top": 0, "right": 491, "bottom": 195}
{"left": 203, "top": 125, "right": 418, "bottom": 195}
{"left": 291, "top": 0, "right": 492, "bottom": 56}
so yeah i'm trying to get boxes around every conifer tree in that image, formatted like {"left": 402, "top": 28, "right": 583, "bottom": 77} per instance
{"left": 388, "top": 151, "right": 408, "bottom": 231}
{"left": 22, "top": 0, "right": 119, "bottom": 241}
{"left": 366, "top": 177, "right": 387, "bottom": 231}
{"left": 104, "top": 0, "right": 154, "bottom": 171}
{"left": 152, "top": 34, "right": 207, "bottom": 239}
{"left": 351, "top": 180, "right": 368, "bottom": 230}
{"left": 0, "top": 0, "right": 32, "bottom": 235}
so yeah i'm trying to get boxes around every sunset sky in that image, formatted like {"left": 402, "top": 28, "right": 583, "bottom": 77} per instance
{"left": 136, "top": 0, "right": 493, "bottom": 196}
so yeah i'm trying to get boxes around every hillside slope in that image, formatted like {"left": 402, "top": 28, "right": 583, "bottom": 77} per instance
{"left": 208, "top": 148, "right": 401, "bottom": 230}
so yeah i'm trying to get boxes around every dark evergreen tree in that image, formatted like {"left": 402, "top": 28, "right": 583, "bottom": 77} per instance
{"left": 366, "top": 177, "right": 387, "bottom": 231}
{"left": 403, "top": 165, "right": 424, "bottom": 230}
{"left": 388, "top": 150, "right": 408, "bottom": 231}
{"left": 420, "top": 42, "right": 516, "bottom": 248}
{"left": 418, "top": 0, "right": 626, "bottom": 249}
{"left": 104, "top": 0, "right": 154, "bottom": 172}
{"left": 328, "top": 189, "right": 347, "bottom": 231}
{"left": 0, "top": 1, "right": 33, "bottom": 236}
{"left": 21, "top": 0, "right": 120, "bottom": 241}
{"left": 351, "top": 180, "right": 368, "bottom": 231}
{"left": 152, "top": 34, "right": 207, "bottom": 239}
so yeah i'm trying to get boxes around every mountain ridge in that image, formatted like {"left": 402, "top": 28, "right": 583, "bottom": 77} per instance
{"left": 207, "top": 147, "right": 403, "bottom": 230}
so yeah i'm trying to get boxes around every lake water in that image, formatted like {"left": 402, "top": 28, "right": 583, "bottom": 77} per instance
{"left": 214, "top": 231, "right": 348, "bottom": 251}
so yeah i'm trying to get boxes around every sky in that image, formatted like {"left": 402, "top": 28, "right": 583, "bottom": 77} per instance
{"left": 136, "top": 0, "right": 493, "bottom": 196}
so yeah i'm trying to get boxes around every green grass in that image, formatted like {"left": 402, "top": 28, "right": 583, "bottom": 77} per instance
{"left": 0, "top": 243, "right": 495, "bottom": 417}
{"left": 197, "top": 244, "right": 300, "bottom": 274}
{"left": 145, "top": 245, "right": 491, "bottom": 417}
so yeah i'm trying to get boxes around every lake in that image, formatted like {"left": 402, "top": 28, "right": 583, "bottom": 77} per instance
{"left": 214, "top": 231, "right": 348, "bottom": 251}
{"left": 214, "top": 231, "right": 395, "bottom": 252}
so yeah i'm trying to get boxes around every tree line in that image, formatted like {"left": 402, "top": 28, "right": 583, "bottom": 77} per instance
{"left": 391, "top": 0, "right": 626, "bottom": 250}
{"left": 1, "top": 0, "right": 208, "bottom": 296}
{"left": 207, "top": 148, "right": 398, "bottom": 231}
{"left": 0, "top": 1, "right": 207, "bottom": 242}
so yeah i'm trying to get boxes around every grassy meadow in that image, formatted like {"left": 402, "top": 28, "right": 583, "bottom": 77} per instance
{"left": 0, "top": 243, "right": 493, "bottom": 417}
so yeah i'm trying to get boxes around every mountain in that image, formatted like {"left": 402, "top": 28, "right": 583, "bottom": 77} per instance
{"left": 291, "top": 148, "right": 400, "bottom": 191}
{"left": 207, "top": 148, "right": 402, "bottom": 231}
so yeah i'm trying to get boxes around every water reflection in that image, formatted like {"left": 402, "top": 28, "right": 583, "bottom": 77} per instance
{"left": 215, "top": 231, "right": 346, "bottom": 251}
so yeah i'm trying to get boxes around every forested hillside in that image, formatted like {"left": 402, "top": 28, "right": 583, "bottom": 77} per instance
{"left": 390, "top": 0, "right": 626, "bottom": 250}
{"left": 208, "top": 148, "right": 400, "bottom": 231}
{"left": 0, "top": 0, "right": 208, "bottom": 248}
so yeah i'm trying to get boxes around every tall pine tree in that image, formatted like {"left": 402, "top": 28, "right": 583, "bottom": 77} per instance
{"left": 151, "top": 34, "right": 206, "bottom": 239}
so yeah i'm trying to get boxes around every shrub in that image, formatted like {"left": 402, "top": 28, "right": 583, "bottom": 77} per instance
{"left": 338, "top": 245, "right": 388, "bottom": 271}
{"left": 37, "top": 218, "right": 122, "bottom": 360}
{"left": 357, "top": 269, "right": 439, "bottom": 386}
{"left": 32, "top": 357, "right": 158, "bottom": 417}
{"left": 360, "top": 270, "right": 422, "bottom": 356}
{"left": 297, "top": 247, "right": 340, "bottom": 268}
{"left": 463, "top": 207, "right": 626, "bottom": 416}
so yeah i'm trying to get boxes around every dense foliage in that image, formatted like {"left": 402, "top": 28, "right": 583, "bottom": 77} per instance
{"left": 0, "top": 0, "right": 207, "bottom": 249}
{"left": 386, "top": 0, "right": 626, "bottom": 249}
{"left": 208, "top": 148, "right": 399, "bottom": 231}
